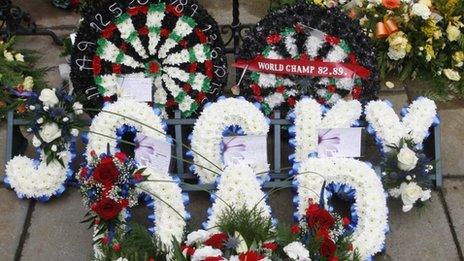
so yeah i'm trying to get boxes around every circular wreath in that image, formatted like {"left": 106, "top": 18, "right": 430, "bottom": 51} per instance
{"left": 71, "top": 0, "right": 228, "bottom": 118}
{"left": 86, "top": 99, "right": 187, "bottom": 247}
{"left": 294, "top": 158, "right": 388, "bottom": 259}
{"left": 237, "top": 3, "right": 379, "bottom": 115}
{"left": 190, "top": 98, "right": 270, "bottom": 184}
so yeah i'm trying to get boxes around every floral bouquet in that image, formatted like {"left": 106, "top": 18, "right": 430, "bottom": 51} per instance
{"left": 280, "top": 199, "right": 360, "bottom": 261}
{"left": 178, "top": 207, "right": 278, "bottom": 261}
{"left": 353, "top": 0, "right": 464, "bottom": 99}
{"left": 77, "top": 151, "right": 147, "bottom": 247}
{"left": 27, "top": 87, "right": 84, "bottom": 166}
{"left": 382, "top": 139, "right": 433, "bottom": 212}
{"left": 0, "top": 38, "right": 47, "bottom": 119}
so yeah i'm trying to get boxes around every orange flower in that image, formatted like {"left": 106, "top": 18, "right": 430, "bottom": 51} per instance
{"left": 0, "top": 101, "right": 6, "bottom": 108}
{"left": 382, "top": 0, "right": 400, "bottom": 9}
{"left": 16, "top": 104, "right": 27, "bottom": 114}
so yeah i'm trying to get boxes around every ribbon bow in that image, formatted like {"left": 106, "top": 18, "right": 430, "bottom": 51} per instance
{"left": 375, "top": 19, "right": 399, "bottom": 38}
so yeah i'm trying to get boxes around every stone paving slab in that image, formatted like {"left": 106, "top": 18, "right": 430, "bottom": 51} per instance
{"left": 20, "top": 188, "right": 93, "bottom": 261}
{"left": 16, "top": 0, "right": 80, "bottom": 28}
{"left": 381, "top": 192, "right": 460, "bottom": 261}
{"left": 438, "top": 108, "right": 464, "bottom": 176}
{"left": 378, "top": 93, "right": 409, "bottom": 114}
{"left": 443, "top": 179, "right": 464, "bottom": 252}
{"left": 0, "top": 188, "right": 29, "bottom": 261}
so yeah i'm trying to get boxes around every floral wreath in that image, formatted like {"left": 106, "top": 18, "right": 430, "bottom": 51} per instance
{"left": 288, "top": 97, "right": 362, "bottom": 164}
{"left": 365, "top": 97, "right": 439, "bottom": 212}
{"left": 237, "top": 3, "right": 379, "bottom": 115}
{"left": 4, "top": 88, "right": 83, "bottom": 201}
{"left": 294, "top": 157, "right": 388, "bottom": 260}
{"left": 86, "top": 99, "right": 187, "bottom": 249}
{"left": 189, "top": 97, "right": 270, "bottom": 184}
{"left": 203, "top": 164, "right": 272, "bottom": 230}
{"left": 70, "top": 0, "right": 228, "bottom": 118}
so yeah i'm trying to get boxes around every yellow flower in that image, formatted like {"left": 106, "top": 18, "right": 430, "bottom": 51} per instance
{"left": 424, "top": 44, "right": 435, "bottom": 62}
{"left": 453, "top": 51, "right": 464, "bottom": 67}
{"left": 443, "top": 68, "right": 461, "bottom": 81}
{"left": 14, "top": 53, "right": 24, "bottom": 62}
{"left": 387, "top": 31, "right": 411, "bottom": 60}
{"left": 447, "top": 23, "right": 461, "bottom": 41}
{"left": 3, "top": 50, "right": 14, "bottom": 61}
{"left": 419, "top": 0, "right": 432, "bottom": 7}
{"left": 23, "top": 76, "right": 34, "bottom": 91}
{"left": 313, "top": 0, "right": 324, "bottom": 6}
{"left": 422, "top": 20, "right": 442, "bottom": 39}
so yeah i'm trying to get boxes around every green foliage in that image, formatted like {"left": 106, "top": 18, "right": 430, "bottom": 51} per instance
{"left": 96, "top": 223, "right": 169, "bottom": 261}
{"left": 216, "top": 206, "right": 275, "bottom": 248}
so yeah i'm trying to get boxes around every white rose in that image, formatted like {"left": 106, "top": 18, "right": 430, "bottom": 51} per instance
{"left": 39, "top": 89, "right": 59, "bottom": 107}
{"left": 71, "top": 128, "right": 79, "bottom": 137}
{"left": 3, "top": 50, "right": 14, "bottom": 61}
{"left": 186, "top": 229, "right": 210, "bottom": 245}
{"left": 191, "top": 246, "right": 222, "bottom": 261}
{"left": 73, "top": 102, "right": 84, "bottom": 115}
{"left": 411, "top": 3, "right": 431, "bottom": 20}
{"left": 447, "top": 24, "right": 461, "bottom": 42}
{"left": 39, "top": 123, "right": 62, "bottom": 143}
{"left": 443, "top": 68, "right": 461, "bottom": 81}
{"left": 400, "top": 182, "right": 423, "bottom": 212}
{"left": 51, "top": 145, "right": 58, "bottom": 152}
{"left": 283, "top": 242, "right": 311, "bottom": 260}
{"left": 23, "top": 76, "right": 34, "bottom": 91}
{"left": 397, "top": 146, "right": 418, "bottom": 171}
{"left": 115, "top": 258, "right": 128, "bottom": 261}
{"left": 15, "top": 53, "right": 24, "bottom": 62}
{"left": 32, "top": 135, "right": 41, "bottom": 148}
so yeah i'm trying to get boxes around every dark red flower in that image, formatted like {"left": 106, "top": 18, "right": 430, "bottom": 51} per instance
{"left": 113, "top": 243, "right": 121, "bottom": 252}
{"left": 166, "top": 98, "right": 177, "bottom": 107}
{"left": 266, "top": 34, "right": 282, "bottom": 45}
{"left": 325, "top": 35, "right": 340, "bottom": 45}
{"left": 276, "top": 85, "right": 286, "bottom": 94}
{"left": 306, "top": 203, "right": 320, "bottom": 217}
{"left": 114, "top": 152, "right": 126, "bottom": 163}
{"left": 138, "top": 26, "right": 149, "bottom": 36}
{"left": 133, "top": 172, "right": 144, "bottom": 182}
{"left": 250, "top": 84, "right": 261, "bottom": 96}
{"left": 329, "top": 257, "right": 339, "bottom": 261}
{"left": 80, "top": 167, "right": 88, "bottom": 179}
{"left": 316, "top": 228, "right": 330, "bottom": 240}
{"left": 352, "top": 86, "right": 362, "bottom": 100}
{"left": 189, "top": 63, "right": 198, "bottom": 73}
{"left": 287, "top": 96, "right": 296, "bottom": 107}
{"left": 308, "top": 209, "right": 335, "bottom": 230}
{"left": 204, "top": 233, "right": 228, "bottom": 249}
{"left": 327, "top": 85, "right": 336, "bottom": 93}
{"left": 70, "top": 0, "right": 80, "bottom": 8}
{"left": 92, "top": 56, "right": 101, "bottom": 75}
{"left": 320, "top": 238, "right": 337, "bottom": 258}
{"left": 101, "top": 236, "right": 109, "bottom": 245}
{"left": 92, "top": 198, "right": 123, "bottom": 220}
{"left": 93, "top": 157, "right": 119, "bottom": 186}
{"left": 204, "top": 257, "right": 223, "bottom": 261}
{"left": 342, "top": 217, "right": 351, "bottom": 227}
{"left": 112, "top": 64, "right": 122, "bottom": 74}
{"left": 262, "top": 242, "right": 278, "bottom": 251}
{"left": 148, "top": 258, "right": 156, "bottom": 261}
{"left": 183, "top": 84, "right": 192, "bottom": 93}
{"left": 181, "top": 244, "right": 195, "bottom": 256}
{"left": 195, "top": 92, "right": 207, "bottom": 104}
{"left": 239, "top": 251, "right": 264, "bottom": 261}
{"left": 291, "top": 224, "right": 301, "bottom": 234}
{"left": 160, "top": 28, "right": 170, "bottom": 38}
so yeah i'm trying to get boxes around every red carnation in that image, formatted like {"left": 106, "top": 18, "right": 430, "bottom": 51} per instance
{"left": 287, "top": 96, "right": 296, "bottom": 107}
{"left": 138, "top": 26, "right": 149, "bottom": 36}
{"left": 330, "top": 257, "right": 340, "bottom": 261}
{"left": 114, "top": 152, "right": 126, "bottom": 163}
{"left": 79, "top": 167, "right": 88, "bottom": 179}
{"left": 183, "top": 84, "right": 192, "bottom": 93}
{"left": 93, "top": 157, "right": 119, "bottom": 186}
{"left": 325, "top": 35, "right": 340, "bottom": 45}
{"left": 181, "top": 244, "right": 195, "bottom": 256}
{"left": 276, "top": 85, "right": 286, "bottom": 94}
{"left": 327, "top": 85, "right": 336, "bottom": 93}
{"left": 316, "top": 228, "right": 330, "bottom": 240}
{"left": 250, "top": 84, "right": 261, "bottom": 96}
{"left": 352, "top": 86, "right": 362, "bottom": 100}
{"left": 204, "top": 233, "right": 228, "bottom": 249}
{"left": 195, "top": 92, "right": 207, "bottom": 104}
{"left": 306, "top": 203, "right": 321, "bottom": 217}
{"left": 291, "top": 224, "right": 301, "bottom": 234}
{"left": 133, "top": 171, "right": 144, "bottom": 182}
{"left": 320, "top": 238, "right": 337, "bottom": 258}
{"left": 92, "top": 198, "right": 123, "bottom": 221}
{"left": 113, "top": 243, "right": 121, "bottom": 252}
{"left": 266, "top": 34, "right": 282, "bottom": 45}
{"left": 342, "top": 217, "right": 351, "bottom": 227}
{"left": 101, "top": 236, "right": 109, "bottom": 245}
{"left": 262, "top": 242, "right": 278, "bottom": 251}
{"left": 204, "top": 257, "right": 223, "bottom": 261}
{"left": 160, "top": 28, "right": 170, "bottom": 38}
{"left": 239, "top": 251, "right": 264, "bottom": 261}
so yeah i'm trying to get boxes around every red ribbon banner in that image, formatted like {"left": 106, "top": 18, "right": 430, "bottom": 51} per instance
{"left": 233, "top": 56, "right": 371, "bottom": 79}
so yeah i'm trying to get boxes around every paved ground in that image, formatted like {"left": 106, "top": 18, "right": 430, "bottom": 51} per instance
{"left": 1, "top": 1, "right": 464, "bottom": 260}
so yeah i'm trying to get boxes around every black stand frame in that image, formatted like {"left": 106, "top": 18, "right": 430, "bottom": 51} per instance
{"left": 0, "top": 0, "right": 63, "bottom": 45}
